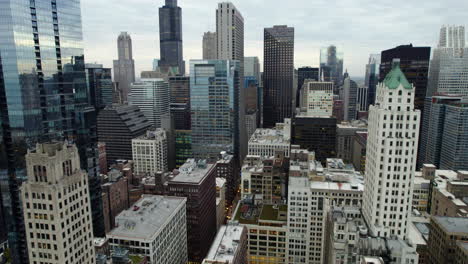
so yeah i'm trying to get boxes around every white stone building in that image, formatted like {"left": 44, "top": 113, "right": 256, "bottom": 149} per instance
{"left": 132, "top": 129, "right": 168, "bottom": 175}
{"left": 107, "top": 195, "right": 187, "bottom": 264}
{"left": 362, "top": 61, "right": 421, "bottom": 240}
{"left": 301, "top": 81, "right": 334, "bottom": 117}
{"left": 248, "top": 119, "right": 291, "bottom": 158}
{"left": 21, "top": 142, "right": 96, "bottom": 264}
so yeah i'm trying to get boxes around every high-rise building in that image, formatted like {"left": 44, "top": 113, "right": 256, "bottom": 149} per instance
{"left": 379, "top": 44, "right": 430, "bottom": 112}
{"left": 263, "top": 25, "right": 295, "bottom": 128}
{"left": 101, "top": 169, "right": 129, "bottom": 234}
{"left": 108, "top": 195, "right": 188, "bottom": 264}
{"left": 244, "top": 57, "right": 261, "bottom": 84}
{"left": 169, "top": 76, "right": 191, "bottom": 130}
{"left": 159, "top": 0, "right": 184, "bottom": 75}
{"left": 97, "top": 105, "right": 151, "bottom": 163}
{"left": 297, "top": 67, "right": 320, "bottom": 107}
{"left": 0, "top": 0, "right": 104, "bottom": 260}
{"left": 85, "top": 64, "right": 113, "bottom": 111}
{"left": 427, "top": 25, "right": 468, "bottom": 98}
{"left": 342, "top": 77, "right": 358, "bottom": 121}
{"left": 362, "top": 61, "right": 420, "bottom": 240}
{"left": 21, "top": 143, "right": 96, "bottom": 263}
{"left": 248, "top": 119, "right": 292, "bottom": 158}
{"left": 216, "top": 152, "right": 239, "bottom": 206}
{"left": 175, "top": 130, "right": 193, "bottom": 168}
{"left": 190, "top": 60, "right": 241, "bottom": 161}
{"left": 299, "top": 81, "right": 333, "bottom": 117}
{"left": 113, "top": 32, "right": 136, "bottom": 102}
{"left": 132, "top": 129, "right": 168, "bottom": 175}
{"left": 357, "top": 85, "right": 369, "bottom": 114}
{"left": 365, "top": 54, "right": 381, "bottom": 108}
{"left": 167, "top": 159, "right": 217, "bottom": 263}
{"left": 129, "top": 78, "right": 170, "bottom": 129}
{"left": 320, "top": 45, "right": 344, "bottom": 88}
{"left": 203, "top": 32, "right": 217, "bottom": 60}
{"left": 216, "top": 2, "right": 246, "bottom": 161}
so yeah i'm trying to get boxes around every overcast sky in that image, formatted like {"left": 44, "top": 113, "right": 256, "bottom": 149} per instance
{"left": 81, "top": 0, "right": 466, "bottom": 77}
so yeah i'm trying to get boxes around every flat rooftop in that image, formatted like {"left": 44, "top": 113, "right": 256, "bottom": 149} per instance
{"left": 310, "top": 181, "right": 364, "bottom": 192}
{"left": 234, "top": 201, "right": 287, "bottom": 225}
{"left": 204, "top": 224, "right": 245, "bottom": 262}
{"left": 432, "top": 216, "right": 468, "bottom": 234}
{"left": 108, "top": 195, "right": 186, "bottom": 241}
{"left": 249, "top": 127, "right": 290, "bottom": 145}
{"left": 170, "top": 159, "right": 214, "bottom": 184}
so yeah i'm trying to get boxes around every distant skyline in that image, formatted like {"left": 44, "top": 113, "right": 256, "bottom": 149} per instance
{"left": 82, "top": 0, "right": 466, "bottom": 77}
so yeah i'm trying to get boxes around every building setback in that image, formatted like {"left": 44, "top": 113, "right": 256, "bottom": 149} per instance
{"left": 263, "top": 25, "right": 295, "bottom": 128}
{"left": 97, "top": 105, "right": 151, "bottom": 163}
{"left": 113, "top": 32, "right": 136, "bottom": 102}
{"left": 21, "top": 143, "right": 96, "bottom": 263}
{"left": 167, "top": 159, "right": 217, "bottom": 263}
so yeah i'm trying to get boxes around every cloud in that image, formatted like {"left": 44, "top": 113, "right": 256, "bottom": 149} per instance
{"left": 82, "top": 0, "right": 467, "bottom": 77}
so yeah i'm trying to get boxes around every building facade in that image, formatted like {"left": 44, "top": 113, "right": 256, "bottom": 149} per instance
{"left": 296, "top": 67, "right": 320, "bottom": 107}
{"left": 113, "top": 32, "right": 135, "bottom": 102}
{"left": 342, "top": 77, "right": 359, "bottom": 121}
{"left": 203, "top": 32, "right": 217, "bottom": 60}
{"left": 263, "top": 25, "right": 295, "bottom": 128}
{"left": 101, "top": 169, "right": 129, "bottom": 234}
{"left": 248, "top": 119, "right": 292, "bottom": 158}
{"left": 362, "top": 61, "right": 420, "bottom": 240}
{"left": 336, "top": 121, "right": 368, "bottom": 163}
{"left": 216, "top": 153, "right": 239, "bottom": 206}
{"left": 427, "top": 216, "right": 468, "bottom": 264}
{"left": 159, "top": 0, "right": 184, "bottom": 74}
{"left": 300, "top": 81, "right": 334, "bottom": 117}
{"left": 202, "top": 222, "right": 247, "bottom": 264}
{"left": 85, "top": 64, "right": 113, "bottom": 111}
{"left": 175, "top": 130, "right": 193, "bottom": 168}
{"left": 365, "top": 54, "right": 381, "bottom": 108}
{"left": 320, "top": 45, "right": 344, "bottom": 88}
{"left": 132, "top": 129, "right": 168, "bottom": 175}
{"left": 21, "top": 143, "right": 96, "bottom": 264}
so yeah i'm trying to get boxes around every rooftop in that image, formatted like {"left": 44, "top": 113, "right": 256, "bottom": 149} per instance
{"left": 234, "top": 201, "right": 287, "bottom": 225}
{"left": 249, "top": 120, "right": 291, "bottom": 145}
{"left": 204, "top": 223, "right": 245, "bottom": 263}
{"left": 432, "top": 216, "right": 468, "bottom": 234}
{"left": 170, "top": 159, "right": 214, "bottom": 184}
{"left": 383, "top": 60, "right": 412, "bottom": 90}
{"left": 133, "top": 129, "right": 166, "bottom": 141}
{"left": 108, "top": 195, "right": 186, "bottom": 241}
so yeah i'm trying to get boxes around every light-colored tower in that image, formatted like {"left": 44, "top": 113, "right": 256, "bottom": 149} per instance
{"left": 113, "top": 32, "right": 136, "bottom": 102}
{"left": 439, "top": 25, "right": 465, "bottom": 50}
{"left": 129, "top": 78, "right": 170, "bottom": 129}
{"left": 343, "top": 76, "right": 358, "bottom": 121}
{"left": 21, "top": 142, "right": 95, "bottom": 264}
{"left": 202, "top": 32, "right": 217, "bottom": 60}
{"left": 362, "top": 60, "right": 420, "bottom": 240}
{"left": 301, "top": 81, "right": 333, "bottom": 117}
{"left": 132, "top": 129, "right": 169, "bottom": 175}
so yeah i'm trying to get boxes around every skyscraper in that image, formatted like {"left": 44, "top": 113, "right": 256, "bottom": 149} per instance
{"left": 216, "top": 2, "right": 246, "bottom": 161}
{"left": 129, "top": 78, "right": 170, "bottom": 128}
{"left": 320, "top": 45, "right": 344, "bottom": 88}
{"left": 85, "top": 63, "right": 113, "bottom": 111}
{"left": 203, "top": 32, "right": 217, "bottom": 60}
{"left": 113, "top": 32, "right": 136, "bottom": 102}
{"left": 342, "top": 76, "right": 358, "bottom": 121}
{"left": 297, "top": 67, "right": 320, "bottom": 107}
{"left": 0, "top": 0, "right": 103, "bottom": 260}
{"left": 190, "top": 60, "right": 240, "bottom": 161}
{"left": 362, "top": 60, "right": 420, "bottom": 240}
{"left": 263, "top": 25, "right": 295, "bottom": 128}
{"left": 379, "top": 44, "right": 430, "bottom": 112}
{"left": 244, "top": 57, "right": 261, "bottom": 84}
{"left": 365, "top": 54, "right": 380, "bottom": 108}
{"left": 21, "top": 142, "right": 96, "bottom": 263}
{"left": 427, "top": 25, "right": 468, "bottom": 98}
{"left": 159, "top": 0, "right": 184, "bottom": 74}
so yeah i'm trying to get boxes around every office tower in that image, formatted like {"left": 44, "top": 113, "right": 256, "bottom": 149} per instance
{"left": 167, "top": 159, "right": 217, "bottom": 263}
{"left": 299, "top": 81, "right": 333, "bottom": 117}
{"left": 85, "top": 64, "right": 113, "bottom": 111}
{"left": 203, "top": 32, "right": 217, "bottom": 60}
{"left": 357, "top": 85, "right": 369, "bottom": 114}
{"left": 190, "top": 60, "right": 240, "bottom": 161}
{"left": 320, "top": 45, "right": 344, "bottom": 88}
{"left": 379, "top": 44, "right": 430, "bottom": 112}
{"left": 342, "top": 76, "right": 358, "bottom": 121}
{"left": 296, "top": 67, "right": 320, "bottom": 107}
{"left": 202, "top": 223, "right": 247, "bottom": 264}
{"left": 362, "top": 61, "right": 421, "bottom": 240}
{"left": 365, "top": 54, "right": 381, "bottom": 108}
{"left": 132, "top": 129, "right": 168, "bottom": 175}
{"left": 352, "top": 131, "right": 368, "bottom": 172}
{"left": 263, "top": 25, "right": 295, "bottom": 128}
{"left": 0, "top": 0, "right": 105, "bottom": 260}
{"left": 101, "top": 169, "right": 129, "bottom": 233}
{"left": 244, "top": 57, "right": 261, "bottom": 84}
{"left": 108, "top": 195, "right": 188, "bottom": 264}
{"left": 21, "top": 143, "right": 96, "bottom": 263}
{"left": 97, "top": 105, "right": 151, "bottom": 163}
{"left": 159, "top": 0, "right": 184, "bottom": 75}
{"left": 129, "top": 78, "right": 170, "bottom": 128}
{"left": 113, "top": 32, "right": 136, "bottom": 102}
{"left": 418, "top": 95, "right": 468, "bottom": 170}
{"left": 248, "top": 119, "right": 292, "bottom": 157}
{"left": 216, "top": 2, "right": 247, "bottom": 161}
{"left": 175, "top": 130, "right": 193, "bottom": 168}
{"left": 427, "top": 216, "right": 468, "bottom": 264}
{"left": 336, "top": 120, "right": 367, "bottom": 163}
{"left": 216, "top": 153, "right": 239, "bottom": 206}
{"left": 169, "top": 76, "right": 191, "bottom": 130}
{"left": 427, "top": 25, "right": 468, "bottom": 98}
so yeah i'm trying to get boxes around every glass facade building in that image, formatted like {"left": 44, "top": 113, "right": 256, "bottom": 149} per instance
{"left": 190, "top": 60, "right": 240, "bottom": 161}
{"left": 320, "top": 46, "right": 344, "bottom": 89}
{"left": 175, "top": 130, "right": 193, "bottom": 168}
{"left": 364, "top": 54, "right": 380, "bottom": 108}
{"left": 85, "top": 63, "right": 113, "bottom": 111}
{"left": 159, "top": 0, "right": 184, "bottom": 74}
{"left": 0, "top": 0, "right": 104, "bottom": 261}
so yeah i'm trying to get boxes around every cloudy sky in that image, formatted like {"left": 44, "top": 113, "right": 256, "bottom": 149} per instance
{"left": 81, "top": 0, "right": 466, "bottom": 77}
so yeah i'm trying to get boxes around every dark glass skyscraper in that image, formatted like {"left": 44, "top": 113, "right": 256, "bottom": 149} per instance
{"left": 296, "top": 67, "right": 319, "bottom": 107}
{"left": 0, "top": 0, "right": 104, "bottom": 261}
{"left": 263, "top": 25, "right": 295, "bottom": 128}
{"left": 85, "top": 64, "right": 113, "bottom": 111}
{"left": 364, "top": 54, "right": 380, "bottom": 108}
{"left": 159, "top": 0, "right": 184, "bottom": 74}
{"left": 320, "top": 45, "right": 344, "bottom": 89}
